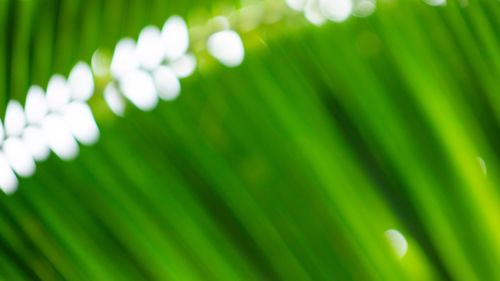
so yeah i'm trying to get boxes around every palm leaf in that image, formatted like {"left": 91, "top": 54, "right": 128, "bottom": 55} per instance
{"left": 0, "top": 0, "right": 499, "bottom": 280}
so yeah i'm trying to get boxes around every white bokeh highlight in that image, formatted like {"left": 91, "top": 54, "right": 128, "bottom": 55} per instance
{"left": 153, "top": 66, "right": 181, "bottom": 101}
{"left": 286, "top": 0, "right": 357, "bottom": 24}
{"left": 68, "top": 62, "right": 95, "bottom": 101}
{"left": 162, "top": 16, "right": 190, "bottom": 61}
{"left": 305, "top": 1, "right": 327, "bottom": 25}
{"left": 137, "top": 26, "right": 164, "bottom": 71}
{"left": 385, "top": 229, "right": 408, "bottom": 259}
{"left": 424, "top": 0, "right": 446, "bottom": 6}
{"left": 104, "top": 83, "right": 125, "bottom": 117}
{"left": 120, "top": 70, "right": 158, "bottom": 111}
{"left": 0, "top": 152, "right": 18, "bottom": 194}
{"left": 25, "top": 86, "right": 49, "bottom": 125}
{"left": 0, "top": 119, "right": 4, "bottom": 146}
{"left": 170, "top": 53, "right": 197, "bottom": 79}
{"left": 3, "top": 138, "right": 36, "bottom": 177}
{"left": 111, "top": 39, "right": 140, "bottom": 79}
{"left": 63, "top": 102, "right": 100, "bottom": 145}
{"left": 4, "top": 101, "right": 26, "bottom": 137}
{"left": 320, "top": 0, "right": 353, "bottom": 22}
{"left": 46, "top": 75, "right": 71, "bottom": 111}
{"left": 42, "top": 114, "right": 79, "bottom": 160}
{"left": 22, "top": 126, "right": 50, "bottom": 162}
{"left": 207, "top": 30, "right": 245, "bottom": 67}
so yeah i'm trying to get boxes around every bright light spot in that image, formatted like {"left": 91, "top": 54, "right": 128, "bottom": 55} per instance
{"left": 68, "top": 62, "right": 94, "bottom": 101}
{"left": 22, "top": 126, "right": 50, "bottom": 162}
{"left": 25, "top": 86, "right": 48, "bottom": 125}
{"left": 153, "top": 66, "right": 181, "bottom": 101}
{"left": 0, "top": 119, "right": 4, "bottom": 146}
{"left": 207, "top": 30, "right": 245, "bottom": 67}
{"left": 353, "top": 0, "right": 376, "bottom": 17}
{"left": 385, "top": 229, "right": 408, "bottom": 258}
{"left": 161, "top": 16, "right": 190, "bottom": 62}
{"left": 46, "top": 75, "right": 71, "bottom": 112}
{"left": 477, "top": 156, "right": 487, "bottom": 176}
{"left": 169, "top": 54, "right": 197, "bottom": 78}
{"left": 91, "top": 49, "right": 110, "bottom": 78}
{"left": 110, "top": 39, "right": 139, "bottom": 79}
{"left": 120, "top": 70, "right": 158, "bottom": 111}
{"left": 3, "top": 138, "right": 36, "bottom": 177}
{"left": 0, "top": 152, "right": 18, "bottom": 194}
{"left": 424, "top": 0, "right": 446, "bottom": 6}
{"left": 305, "top": 1, "right": 327, "bottom": 25}
{"left": 104, "top": 83, "right": 125, "bottom": 117}
{"left": 4, "top": 101, "right": 26, "bottom": 137}
{"left": 41, "top": 114, "right": 79, "bottom": 160}
{"left": 137, "top": 26, "right": 164, "bottom": 70}
{"left": 320, "top": 0, "right": 353, "bottom": 22}
{"left": 286, "top": 0, "right": 308, "bottom": 11}
{"left": 104, "top": 83, "right": 125, "bottom": 116}
{"left": 62, "top": 102, "right": 100, "bottom": 145}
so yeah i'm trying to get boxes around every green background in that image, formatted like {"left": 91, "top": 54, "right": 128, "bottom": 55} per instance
{"left": 0, "top": 0, "right": 499, "bottom": 280}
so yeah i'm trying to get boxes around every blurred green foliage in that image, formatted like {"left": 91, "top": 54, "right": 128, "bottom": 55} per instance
{"left": 0, "top": 0, "right": 499, "bottom": 280}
